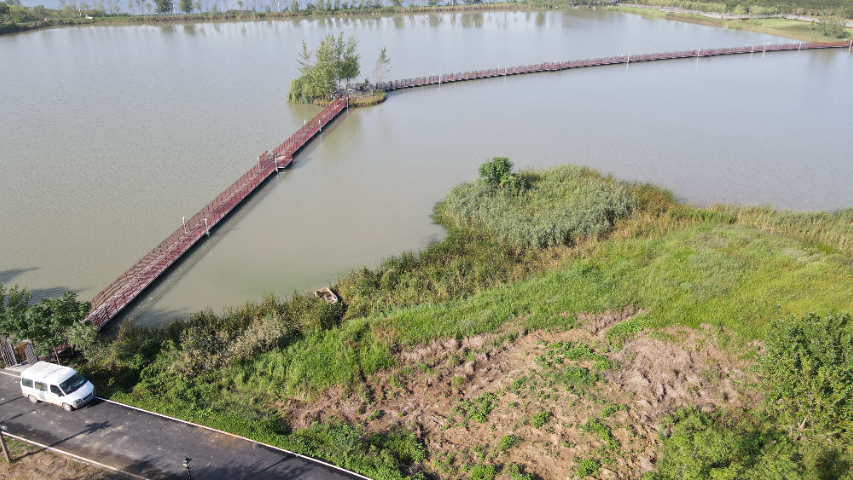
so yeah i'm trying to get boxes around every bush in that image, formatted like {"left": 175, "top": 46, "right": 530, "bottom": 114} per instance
{"left": 575, "top": 458, "right": 600, "bottom": 477}
{"left": 497, "top": 435, "right": 520, "bottom": 452}
{"left": 759, "top": 312, "right": 853, "bottom": 440}
{"left": 530, "top": 411, "right": 550, "bottom": 428}
{"left": 436, "top": 164, "right": 635, "bottom": 248}
{"left": 452, "top": 393, "right": 498, "bottom": 423}
{"left": 469, "top": 464, "right": 498, "bottom": 480}
{"left": 478, "top": 156, "right": 514, "bottom": 188}
{"left": 646, "top": 407, "right": 851, "bottom": 480}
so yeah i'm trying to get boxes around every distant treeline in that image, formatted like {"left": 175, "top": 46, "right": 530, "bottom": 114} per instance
{"left": 0, "top": 0, "right": 617, "bottom": 34}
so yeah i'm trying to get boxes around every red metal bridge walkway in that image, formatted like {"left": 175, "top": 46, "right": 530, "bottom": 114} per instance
{"left": 85, "top": 96, "right": 348, "bottom": 328}
{"left": 84, "top": 40, "right": 852, "bottom": 328}
{"left": 376, "top": 41, "right": 852, "bottom": 91}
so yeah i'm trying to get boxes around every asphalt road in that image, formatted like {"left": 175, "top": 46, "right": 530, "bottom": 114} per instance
{"left": 0, "top": 371, "right": 365, "bottom": 480}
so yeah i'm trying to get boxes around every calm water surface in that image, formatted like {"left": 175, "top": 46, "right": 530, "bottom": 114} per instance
{"left": 1, "top": 10, "right": 851, "bottom": 326}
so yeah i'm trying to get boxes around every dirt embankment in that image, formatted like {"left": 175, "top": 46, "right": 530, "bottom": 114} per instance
{"left": 284, "top": 309, "right": 759, "bottom": 479}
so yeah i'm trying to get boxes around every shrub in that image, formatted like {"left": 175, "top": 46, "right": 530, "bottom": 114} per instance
{"left": 437, "top": 165, "right": 635, "bottom": 248}
{"left": 759, "top": 312, "right": 853, "bottom": 439}
{"left": 453, "top": 393, "right": 498, "bottom": 423}
{"left": 575, "top": 458, "right": 600, "bottom": 477}
{"left": 600, "top": 403, "right": 626, "bottom": 418}
{"left": 646, "top": 407, "right": 851, "bottom": 480}
{"left": 531, "top": 411, "right": 550, "bottom": 428}
{"left": 469, "top": 464, "right": 498, "bottom": 480}
{"left": 478, "top": 156, "right": 514, "bottom": 188}
{"left": 498, "top": 435, "right": 520, "bottom": 452}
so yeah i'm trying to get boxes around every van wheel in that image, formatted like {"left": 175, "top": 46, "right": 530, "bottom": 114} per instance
{"left": 28, "top": 395, "right": 38, "bottom": 403}
{"left": 63, "top": 403, "right": 74, "bottom": 412}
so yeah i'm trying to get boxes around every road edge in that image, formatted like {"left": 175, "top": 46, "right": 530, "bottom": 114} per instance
{"left": 1, "top": 369, "right": 372, "bottom": 480}
{"left": 2, "top": 431, "right": 149, "bottom": 480}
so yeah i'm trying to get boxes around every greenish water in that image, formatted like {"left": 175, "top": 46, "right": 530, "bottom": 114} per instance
{"left": 1, "top": 10, "right": 850, "bottom": 326}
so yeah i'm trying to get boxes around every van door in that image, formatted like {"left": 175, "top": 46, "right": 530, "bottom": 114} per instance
{"left": 47, "top": 384, "right": 65, "bottom": 406}
{"left": 34, "top": 381, "right": 49, "bottom": 402}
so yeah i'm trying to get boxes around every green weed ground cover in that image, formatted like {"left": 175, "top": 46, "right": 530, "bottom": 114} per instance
{"left": 78, "top": 162, "right": 853, "bottom": 479}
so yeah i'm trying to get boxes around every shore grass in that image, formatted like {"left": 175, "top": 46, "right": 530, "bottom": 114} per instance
{"left": 75, "top": 162, "right": 853, "bottom": 478}
{"left": 609, "top": 5, "right": 853, "bottom": 41}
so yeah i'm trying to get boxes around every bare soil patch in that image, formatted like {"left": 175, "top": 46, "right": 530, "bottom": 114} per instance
{"left": 609, "top": 326, "right": 759, "bottom": 424}
{"left": 284, "top": 309, "right": 757, "bottom": 479}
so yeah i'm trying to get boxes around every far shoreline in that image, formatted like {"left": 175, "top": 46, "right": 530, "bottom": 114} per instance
{"left": 3, "top": 1, "right": 851, "bottom": 42}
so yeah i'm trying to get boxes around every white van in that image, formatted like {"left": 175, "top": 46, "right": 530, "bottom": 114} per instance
{"left": 20, "top": 362, "right": 96, "bottom": 411}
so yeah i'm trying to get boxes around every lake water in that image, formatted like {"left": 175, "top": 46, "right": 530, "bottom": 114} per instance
{"left": 2, "top": 10, "right": 851, "bottom": 326}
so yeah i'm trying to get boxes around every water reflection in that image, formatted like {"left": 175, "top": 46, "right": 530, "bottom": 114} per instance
{"left": 3, "top": 9, "right": 849, "bottom": 322}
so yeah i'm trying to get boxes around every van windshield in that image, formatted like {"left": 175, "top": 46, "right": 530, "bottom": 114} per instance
{"left": 59, "top": 373, "right": 87, "bottom": 395}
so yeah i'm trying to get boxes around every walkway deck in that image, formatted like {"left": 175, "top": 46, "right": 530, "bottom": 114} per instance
{"left": 85, "top": 96, "right": 348, "bottom": 328}
{"left": 376, "top": 41, "right": 852, "bottom": 91}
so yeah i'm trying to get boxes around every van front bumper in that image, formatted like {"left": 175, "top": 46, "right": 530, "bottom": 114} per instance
{"left": 74, "top": 389, "right": 95, "bottom": 407}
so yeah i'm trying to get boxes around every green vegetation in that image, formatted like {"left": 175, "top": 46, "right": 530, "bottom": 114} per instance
{"left": 530, "top": 410, "right": 550, "bottom": 428}
{"left": 287, "top": 33, "right": 360, "bottom": 103}
{"left": 759, "top": 313, "right": 853, "bottom": 440}
{"left": 575, "top": 458, "right": 601, "bottom": 477}
{"left": 438, "top": 159, "right": 633, "bottom": 248}
{"left": 452, "top": 392, "right": 498, "bottom": 424}
{"left": 611, "top": 4, "right": 852, "bottom": 41}
{"left": 625, "top": 0, "right": 852, "bottom": 19}
{"left": 644, "top": 312, "right": 853, "bottom": 479}
{"left": 645, "top": 407, "right": 850, "bottom": 480}
{"left": 374, "top": 47, "right": 392, "bottom": 85}
{"left": 3, "top": 0, "right": 850, "bottom": 38}
{"left": 46, "top": 157, "right": 853, "bottom": 478}
{"left": 497, "top": 434, "right": 520, "bottom": 452}
{"left": 0, "top": 284, "right": 93, "bottom": 362}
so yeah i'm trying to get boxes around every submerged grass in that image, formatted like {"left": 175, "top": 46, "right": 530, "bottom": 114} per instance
{"left": 78, "top": 161, "right": 853, "bottom": 478}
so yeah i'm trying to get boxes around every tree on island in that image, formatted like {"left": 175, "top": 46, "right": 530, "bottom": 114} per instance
{"left": 374, "top": 47, "right": 391, "bottom": 85}
{"left": 0, "top": 2, "right": 11, "bottom": 17}
{"left": 287, "top": 33, "right": 361, "bottom": 104}
{"left": 180, "top": 0, "right": 193, "bottom": 13}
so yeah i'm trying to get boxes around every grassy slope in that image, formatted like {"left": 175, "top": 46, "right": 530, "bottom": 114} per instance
{"left": 83, "top": 164, "right": 853, "bottom": 479}
{"left": 373, "top": 223, "right": 852, "bottom": 346}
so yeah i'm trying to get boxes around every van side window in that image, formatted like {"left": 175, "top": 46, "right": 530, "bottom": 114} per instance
{"left": 35, "top": 382, "right": 47, "bottom": 392}
{"left": 50, "top": 385, "right": 62, "bottom": 395}
{"left": 21, "top": 378, "right": 33, "bottom": 388}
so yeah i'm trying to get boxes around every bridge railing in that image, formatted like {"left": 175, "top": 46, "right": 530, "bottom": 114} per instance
{"left": 87, "top": 95, "right": 348, "bottom": 327}
{"left": 377, "top": 40, "right": 850, "bottom": 92}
